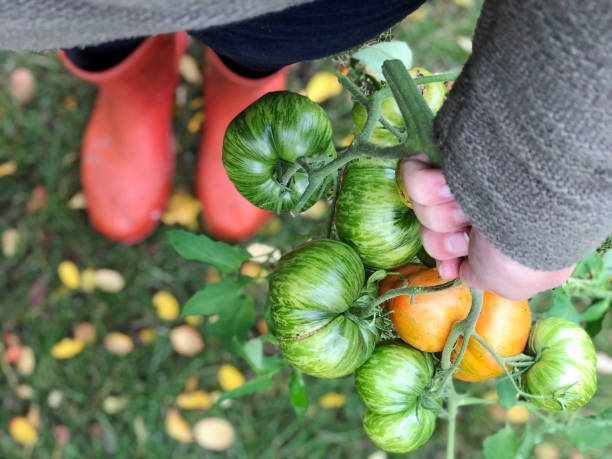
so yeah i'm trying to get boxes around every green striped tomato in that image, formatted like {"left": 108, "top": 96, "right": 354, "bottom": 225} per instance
{"left": 335, "top": 157, "right": 421, "bottom": 269}
{"left": 355, "top": 342, "right": 436, "bottom": 453}
{"left": 335, "top": 68, "right": 446, "bottom": 270}
{"left": 268, "top": 239, "right": 377, "bottom": 378}
{"left": 523, "top": 317, "right": 597, "bottom": 411}
{"left": 222, "top": 91, "right": 336, "bottom": 213}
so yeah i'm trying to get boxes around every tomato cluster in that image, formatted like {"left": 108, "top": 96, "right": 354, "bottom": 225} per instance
{"left": 222, "top": 67, "right": 599, "bottom": 454}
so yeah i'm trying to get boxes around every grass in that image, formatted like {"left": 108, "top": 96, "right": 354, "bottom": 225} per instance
{"left": 1, "top": 0, "right": 610, "bottom": 457}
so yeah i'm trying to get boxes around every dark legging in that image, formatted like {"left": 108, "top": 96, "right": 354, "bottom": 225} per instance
{"left": 64, "top": 0, "right": 425, "bottom": 75}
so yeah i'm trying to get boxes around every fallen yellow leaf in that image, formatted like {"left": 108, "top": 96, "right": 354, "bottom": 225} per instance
{"left": 170, "top": 326, "right": 204, "bottom": 356}
{"left": 138, "top": 328, "right": 157, "bottom": 345}
{"left": 176, "top": 390, "right": 212, "bottom": 410}
{"left": 51, "top": 337, "right": 85, "bottom": 359}
{"left": 193, "top": 417, "right": 235, "bottom": 451}
{"left": 2, "top": 228, "right": 20, "bottom": 258}
{"left": 188, "top": 112, "right": 205, "bottom": 134}
{"left": 165, "top": 408, "right": 193, "bottom": 443}
{"left": 64, "top": 94, "right": 77, "bottom": 110}
{"left": 179, "top": 55, "right": 202, "bottom": 84}
{"left": 16, "top": 385, "right": 34, "bottom": 400}
{"left": 153, "top": 290, "right": 180, "bottom": 321}
{"left": 27, "top": 185, "right": 48, "bottom": 213}
{"left": 305, "top": 71, "right": 343, "bottom": 103}
{"left": 57, "top": 261, "right": 80, "bottom": 290}
{"left": 162, "top": 189, "right": 202, "bottom": 230}
{"left": 16, "top": 346, "right": 35, "bottom": 375}
{"left": 205, "top": 266, "right": 221, "bottom": 284}
{"left": 73, "top": 322, "right": 97, "bottom": 344}
{"left": 10, "top": 67, "right": 36, "bottom": 105}
{"left": 239, "top": 261, "right": 267, "bottom": 279}
{"left": 94, "top": 269, "right": 125, "bottom": 292}
{"left": 319, "top": 392, "right": 346, "bottom": 409}
{"left": 185, "top": 375, "right": 199, "bottom": 392}
{"left": 218, "top": 364, "right": 245, "bottom": 391}
{"left": 9, "top": 416, "right": 38, "bottom": 445}
{"left": 0, "top": 160, "right": 18, "bottom": 178}
{"left": 80, "top": 268, "right": 97, "bottom": 292}
{"left": 67, "top": 191, "right": 87, "bottom": 209}
{"left": 103, "top": 396, "right": 129, "bottom": 414}
{"left": 104, "top": 332, "right": 134, "bottom": 355}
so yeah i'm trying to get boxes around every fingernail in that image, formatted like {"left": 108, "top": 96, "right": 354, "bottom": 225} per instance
{"left": 445, "top": 231, "right": 469, "bottom": 255}
{"left": 440, "top": 185, "right": 452, "bottom": 198}
{"left": 454, "top": 208, "right": 470, "bottom": 224}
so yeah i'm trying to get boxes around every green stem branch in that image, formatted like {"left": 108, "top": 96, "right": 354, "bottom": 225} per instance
{"left": 371, "top": 278, "right": 461, "bottom": 308}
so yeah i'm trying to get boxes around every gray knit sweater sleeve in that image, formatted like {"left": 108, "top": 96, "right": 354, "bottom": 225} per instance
{"left": 435, "top": 0, "right": 612, "bottom": 271}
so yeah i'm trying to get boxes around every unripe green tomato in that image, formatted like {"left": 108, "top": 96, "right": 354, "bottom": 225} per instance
{"left": 268, "top": 239, "right": 376, "bottom": 378}
{"left": 222, "top": 91, "right": 336, "bottom": 213}
{"left": 355, "top": 342, "right": 436, "bottom": 453}
{"left": 335, "top": 157, "right": 421, "bottom": 269}
{"left": 523, "top": 317, "right": 597, "bottom": 411}
{"left": 337, "top": 68, "right": 446, "bottom": 269}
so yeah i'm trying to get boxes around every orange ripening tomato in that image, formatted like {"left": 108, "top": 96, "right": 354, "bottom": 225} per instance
{"left": 387, "top": 267, "right": 472, "bottom": 353}
{"left": 452, "top": 292, "right": 531, "bottom": 382}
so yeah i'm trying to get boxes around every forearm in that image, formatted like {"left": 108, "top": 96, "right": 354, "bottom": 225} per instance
{"left": 435, "top": 0, "right": 612, "bottom": 270}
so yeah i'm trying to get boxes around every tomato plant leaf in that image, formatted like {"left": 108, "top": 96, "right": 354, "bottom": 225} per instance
{"left": 289, "top": 370, "right": 309, "bottom": 419}
{"left": 180, "top": 276, "right": 251, "bottom": 317}
{"left": 353, "top": 41, "right": 412, "bottom": 82}
{"left": 572, "top": 252, "right": 603, "bottom": 279}
{"left": 214, "top": 375, "right": 275, "bottom": 406}
{"left": 580, "top": 299, "right": 610, "bottom": 322}
{"left": 567, "top": 408, "right": 612, "bottom": 452}
{"left": 546, "top": 288, "right": 581, "bottom": 323}
{"left": 210, "top": 296, "right": 256, "bottom": 348}
{"left": 483, "top": 428, "right": 519, "bottom": 459}
{"left": 496, "top": 378, "right": 517, "bottom": 409}
{"left": 242, "top": 338, "right": 264, "bottom": 371}
{"left": 168, "top": 230, "right": 251, "bottom": 272}
{"left": 585, "top": 316, "right": 605, "bottom": 338}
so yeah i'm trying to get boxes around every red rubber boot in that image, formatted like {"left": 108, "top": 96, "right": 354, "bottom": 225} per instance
{"left": 58, "top": 33, "right": 187, "bottom": 243}
{"left": 196, "top": 48, "right": 288, "bottom": 241}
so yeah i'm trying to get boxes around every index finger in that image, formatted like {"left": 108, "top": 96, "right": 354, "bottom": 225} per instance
{"left": 400, "top": 154, "right": 455, "bottom": 206}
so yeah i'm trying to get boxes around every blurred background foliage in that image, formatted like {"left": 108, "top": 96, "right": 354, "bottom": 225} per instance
{"left": 1, "top": 0, "right": 610, "bottom": 457}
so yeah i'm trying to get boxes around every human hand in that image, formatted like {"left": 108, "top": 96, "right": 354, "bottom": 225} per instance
{"left": 400, "top": 154, "right": 574, "bottom": 300}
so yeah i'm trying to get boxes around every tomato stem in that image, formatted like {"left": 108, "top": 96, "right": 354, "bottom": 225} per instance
{"left": 382, "top": 60, "right": 442, "bottom": 166}
{"left": 371, "top": 278, "right": 461, "bottom": 308}
{"left": 446, "top": 397, "right": 458, "bottom": 459}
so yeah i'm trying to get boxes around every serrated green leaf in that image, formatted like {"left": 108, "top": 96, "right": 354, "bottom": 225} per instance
{"left": 180, "top": 276, "right": 251, "bottom": 317}
{"left": 168, "top": 230, "right": 251, "bottom": 272}
{"left": 496, "top": 378, "right": 518, "bottom": 409}
{"left": 580, "top": 299, "right": 610, "bottom": 322}
{"left": 289, "top": 370, "right": 309, "bottom": 419}
{"left": 353, "top": 41, "right": 412, "bottom": 82}
{"left": 483, "top": 429, "right": 519, "bottom": 459}
{"left": 546, "top": 288, "right": 582, "bottom": 323}
{"left": 572, "top": 252, "right": 603, "bottom": 279}
{"left": 242, "top": 338, "right": 264, "bottom": 371}
{"left": 210, "top": 296, "right": 256, "bottom": 348}
{"left": 567, "top": 409, "right": 612, "bottom": 452}
{"left": 214, "top": 375, "right": 274, "bottom": 406}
